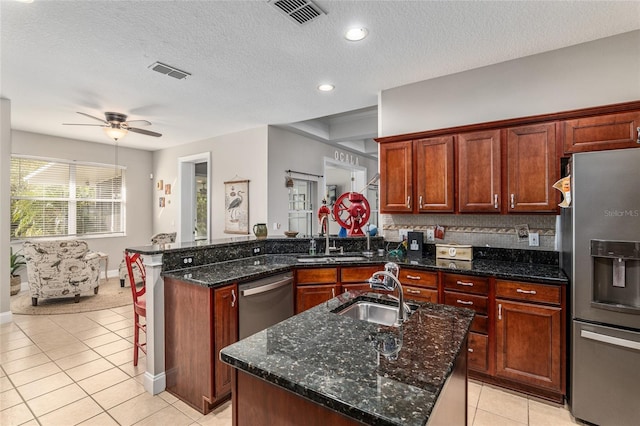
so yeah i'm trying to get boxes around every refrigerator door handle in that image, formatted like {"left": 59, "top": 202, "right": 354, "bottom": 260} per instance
{"left": 581, "top": 329, "right": 640, "bottom": 352}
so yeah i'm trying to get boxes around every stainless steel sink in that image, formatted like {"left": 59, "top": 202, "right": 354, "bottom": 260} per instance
{"left": 336, "top": 300, "right": 417, "bottom": 327}
{"left": 296, "top": 256, "right": 368, "bottom": 263}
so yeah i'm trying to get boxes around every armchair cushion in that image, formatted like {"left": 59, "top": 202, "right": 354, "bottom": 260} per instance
{"left": 23, "top": 240, "right": 100, "bottom": 305}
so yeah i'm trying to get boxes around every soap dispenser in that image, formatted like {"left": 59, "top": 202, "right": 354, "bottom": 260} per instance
{"left": 309, "top": 239, "right": 317, "bottom": 255}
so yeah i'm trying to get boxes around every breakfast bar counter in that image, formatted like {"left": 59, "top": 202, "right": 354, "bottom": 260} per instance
{"left": 221, "top": 291, "right": 475, "bottom": 426}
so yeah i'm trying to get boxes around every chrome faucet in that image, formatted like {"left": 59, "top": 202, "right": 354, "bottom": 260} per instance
{"left": 368, "top": 262, "right": 410, "bottom": 326}
{"left": 320, "top": 215, "right": 331, "bottom": 255}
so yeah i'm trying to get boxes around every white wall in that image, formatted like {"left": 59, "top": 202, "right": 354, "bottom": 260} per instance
{"left": 267, "top": 126, "right": 378, "bottom": 236}
{"left": 10, "top": 130, "right": 154, "bottom": 275}
{"left": 152, "top": 127, "right": 269, "bottom": 240}
{"left": 1, "top": 99, "right": 12, "bottom": 321}
{"left": 380, "top": 30, "right": 640, "bottom": 137}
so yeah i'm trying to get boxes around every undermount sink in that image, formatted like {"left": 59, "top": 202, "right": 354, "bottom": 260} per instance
{"left": 296, "top": 256, "right": 368, "bottom": 263}
{"left": 335, "top": 299, "right": 418, "bottom": 327}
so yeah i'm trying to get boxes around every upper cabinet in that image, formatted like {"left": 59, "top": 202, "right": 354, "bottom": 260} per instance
{"left": 380, "top": 140, "right": 413, "bottom": 213}
{"left": 563, "top": 111, "right": 640, "bottom": 153}
{"left": 457, "top": 130, "right": 501, "bottom": 213}
{"left": 376, "top": 101, "right": 640, "bottom": 216}
{"left": 415, "top": 136, "right": 455, "bottom": 213}
{"left": 506, "top": 122, "right": 559, "bottom": 213}
{"left": 380, "top": 137, "right": 454, "bottom": 214}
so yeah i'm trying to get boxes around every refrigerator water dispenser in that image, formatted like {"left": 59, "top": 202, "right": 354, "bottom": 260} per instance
{"left": 591, "top": 240, "right": 640, "bottom": 314}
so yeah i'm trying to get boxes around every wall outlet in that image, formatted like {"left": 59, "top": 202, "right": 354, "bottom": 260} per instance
{"left": 529, "top": 232, "right": 539, "bottom": 247}
{"left": 399, "top": 228, "right": 411, "bottom": 240}
{"left": 426, "top": 229, "right": 435, "bottom": 242}
{"left": 181, "top": 255, "right": 195, "bottom": 266}
{"left": 273, "top": 222, "right": 281, "bottom": 231}
{"left": 252, "top": 246, "right": 262, "bottom": 256}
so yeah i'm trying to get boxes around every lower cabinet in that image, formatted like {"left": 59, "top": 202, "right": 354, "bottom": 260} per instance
{"left": 164, "top": 277, "right": 238, "bottom": 414}
{"left": 296, "top": 284, "right": 340, "bottom": 313}
{"left": 468, "top": 332, "right": 489, "bottom": 372}
{"left": 494, "top": 279, "right": 565, "bottom": 401}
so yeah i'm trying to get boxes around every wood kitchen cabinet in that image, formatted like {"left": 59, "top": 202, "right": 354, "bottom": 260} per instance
{"left": 340, "top": 265, "right": 389, "bottom": 295}
{"left": 295, "top": 267, "right": 339, "bottom": 314}
{"left": 495, "top": 280, "right": 565, "bottom": 399}
{"left": 379, "top": 140, "right": 413, "bottom": 213}
{"left": 164, "top": 278, "right": 238, "bottom": 414}
{"left": 442, "top": 273, "right": 490, "bottom": 374}
{"left": 415, "top": 136, "right": 455, "bottom": 212}
{"left": 506, "top": 122, "right": 559, "bottom": 212}
{"left": 398, "top": 268, "right": 438, "bottom": 303}
{"left": 563, "top": 110, "right": 640, "bottom": 153}
{"left": 457, "top": 130, "right": 502, "bottom": 213}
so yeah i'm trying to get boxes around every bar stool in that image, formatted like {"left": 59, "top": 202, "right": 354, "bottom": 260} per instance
{"left": 124, "top": 251, "right": 146, "bottom": 366}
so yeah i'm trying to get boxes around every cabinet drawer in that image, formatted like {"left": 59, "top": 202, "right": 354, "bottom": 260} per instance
{"left": 340, "top": 266, "right": 382, "bottom": 283}
{"left": 403, "top": 286, "right": 438, "bottom": 304}
{"left": 496, "top": 280, "right": 561, "bottom": 305}
{"left": 444, "top": 291, "right": 488, "bottom": 315}
{"left": 471, "top": 314, "right": 488, "bottom": 334}
{"left": 443, "top": 274, "right": 489, "bottom": 295}
{"left": 296, "top": 268, "right": 338, "bottom": 285}
{"left": 399, "top": 269, "right": 438, "bottom": 288}
{"left": 468, "top": 332, "right": 488, "bottom": 372}
{"left": 342, "top": 283, "right": 392, "bottom": 296}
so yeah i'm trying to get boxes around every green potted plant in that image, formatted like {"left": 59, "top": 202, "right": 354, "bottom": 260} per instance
{"left": 10, "top": 247, "right": 26, "bottom": 296}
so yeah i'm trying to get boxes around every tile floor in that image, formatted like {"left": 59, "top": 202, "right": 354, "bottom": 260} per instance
{"left": 1, "top": 305, "right": 582, "bottom": 426}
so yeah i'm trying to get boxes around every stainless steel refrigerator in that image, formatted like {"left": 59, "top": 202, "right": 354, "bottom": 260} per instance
{"left": 561, "top": 148, "right": 640, "bottom": 426}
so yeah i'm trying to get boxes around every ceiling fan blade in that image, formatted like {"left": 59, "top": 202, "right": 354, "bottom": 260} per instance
{"left": 62, "top": 123, "right": 107, "bottom": 127}
{"left": 125, "top": 119, "right": 152, "bottom": 126}
{"left": 128, "top": 127, "right": 162, "bottom": 137}
{"left": 77, "top": 112, "right": 109, "bottom": 124}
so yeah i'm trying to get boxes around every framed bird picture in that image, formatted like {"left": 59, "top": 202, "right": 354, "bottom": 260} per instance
{"left": 224, "top": 179, "right": 249, "bottom": 234}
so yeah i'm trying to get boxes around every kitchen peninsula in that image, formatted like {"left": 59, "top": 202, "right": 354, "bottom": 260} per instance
{"left": 221, "top": 292, "right": 474, "bottom": 425}
{"left": 126, "top": 235, "right": 567, "bottom": 415}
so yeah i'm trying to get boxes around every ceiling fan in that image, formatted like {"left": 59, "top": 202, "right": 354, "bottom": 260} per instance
{"left": 63, "top": 111, "right": 162, "bottom": 141}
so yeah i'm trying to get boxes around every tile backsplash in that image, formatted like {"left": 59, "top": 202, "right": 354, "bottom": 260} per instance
{"left": 381, "top": 214, "right": 558, "bottom": 251}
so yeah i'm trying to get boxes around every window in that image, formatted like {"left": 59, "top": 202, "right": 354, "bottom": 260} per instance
{"left": 10, "top": 156, "right": 125, "bottom": 239}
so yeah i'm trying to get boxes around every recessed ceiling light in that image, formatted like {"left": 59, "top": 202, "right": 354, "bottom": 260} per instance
{"left": 345, "top": 27, "right": 368, "bottom": 42}
{"left": 318, "top": 84, "right": 335, "bottom": 92}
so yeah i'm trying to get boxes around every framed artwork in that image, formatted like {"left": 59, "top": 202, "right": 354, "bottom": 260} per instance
{"left": 224, "top": 179, "right": 249, "bottom": 234}
{"left": 165, "top": 183, "right": 172, "bottom": 195}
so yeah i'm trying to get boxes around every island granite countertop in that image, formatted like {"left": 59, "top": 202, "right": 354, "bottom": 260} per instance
{"left": 220, "top": 291, "right": 475, "bottom": 426}
{"left": 161, "top": 253, "right": 567, "bottom": 289}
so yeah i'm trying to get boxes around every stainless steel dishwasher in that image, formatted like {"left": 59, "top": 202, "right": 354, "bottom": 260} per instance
{"left": 238, "top": 272, "right": 294, "bottom": 339}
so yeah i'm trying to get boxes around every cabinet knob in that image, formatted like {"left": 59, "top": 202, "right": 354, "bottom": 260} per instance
{"left": 407, "top": 196, "right": 411, "bottom": 209}
{"left": 510, "top": 193, "right": 515, "bottom": 209}
{"left": 231, "top": 289, "right": 236, "bottom": 307}
{"left": 494, "top": 194, "right": 498, "bottom": 209}
{"left": 516, "top": 288, "right": 537, "bottom": 295}
{"left": 456, "top": 280, "right": 473, "bottom": 287}
{"left": 456, "top": 299, "right": 473, "bottom": 306}
{"left": 406, "top": 288, "right": 421, "bottom": 294}
{"left": 419, "top": 195, "right": 423, "bottom": 209}
{"left": 407, "top": 274, "right": 421, "bottom": 280}
{"left": 498, "top": 303, "right": 502, "bottom": 320}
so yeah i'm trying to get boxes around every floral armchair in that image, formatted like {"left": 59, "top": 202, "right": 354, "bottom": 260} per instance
{"left": 23, "top": 240, "right": 100, "bottom": 306}
{"left": 118, "top": 232, "right": 176, "bottom": 287}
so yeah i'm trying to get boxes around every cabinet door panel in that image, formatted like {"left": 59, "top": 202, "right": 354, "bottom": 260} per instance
{"left": 214, "top": 284, "right": 238, "bottom": 398}
{"left": 296, "top": 268, "right": 338, "bottom": 284}
{"left": 457, "top": 130, "right": 501, "bottom": 212}
{"left": 399, "top": 269, "right": 438, "bottom": 288}
{"left": 415, "top": 136, "right": 455, "bottom": 212}
{"left": 507, "top": 122, "right": 558, "bottom": 212}
{"left": 403, "top": 285, "right": 438, "bottom": 303}
{"left": 564, "top": 111, "right": 640, "bottom": 153}
{"left": 380, "top": 141, "right": 413, "bottom": 213}
{"left": 468, "top": 332, "right": 488, "bottom": 373}
{"left": 340, "top": 266, "right": 383, "bottom": 283}
{"left": 296, "top": 284, "right": 340, "bottom": 314}
{"left": 496, "top": 300, "right": 562, "bottom": 392}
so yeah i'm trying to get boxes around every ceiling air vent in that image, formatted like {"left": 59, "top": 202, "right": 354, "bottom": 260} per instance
{"left": 149, "top": 62, "right": 191, "bottom": 80}
{"left": 269, "top": 0, "right": 326, "bottom": 25}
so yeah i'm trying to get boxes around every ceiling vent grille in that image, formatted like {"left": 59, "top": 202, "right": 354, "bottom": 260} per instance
{"left": 269, "top": 0, "right": 325, "bottom": 25}
{"left": 149, "top": 62, "right": 191, "bottom": 80}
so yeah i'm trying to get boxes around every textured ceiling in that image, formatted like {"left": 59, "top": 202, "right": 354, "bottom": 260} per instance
{"left": 2, "top": 1, "right": 639, "bottom": 151}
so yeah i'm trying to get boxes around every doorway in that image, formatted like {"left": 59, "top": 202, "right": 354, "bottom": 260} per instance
{"left": 178, "top": 152, "right": 210, "bottom": 242}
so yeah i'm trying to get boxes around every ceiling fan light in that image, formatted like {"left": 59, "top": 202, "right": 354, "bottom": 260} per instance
{"left": 103, "top": 126, "right": 128, "bottom": 141}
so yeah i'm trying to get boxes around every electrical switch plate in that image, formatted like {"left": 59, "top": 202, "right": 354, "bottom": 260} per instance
{"left": 399, "top": 229, "right": 411, "bottom": 240}
{"left": 426, "top": 229, "right": 435, "bottom": 242}
{"left": 529, "top": 232, "right": 539, "bottom": 247}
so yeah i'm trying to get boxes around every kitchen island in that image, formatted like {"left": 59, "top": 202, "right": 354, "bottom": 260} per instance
{"left": 220, "top": 291, "right": 475, "bottom": 425}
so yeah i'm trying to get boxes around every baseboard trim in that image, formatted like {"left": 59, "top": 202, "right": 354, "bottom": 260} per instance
{"left": 143, "top": 371, "right": 166, "bottom": 395}
{"left": 0, "top": 310, "right": 14, "bottom": 324}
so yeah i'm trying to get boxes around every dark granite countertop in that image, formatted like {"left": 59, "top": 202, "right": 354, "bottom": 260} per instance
{"left": 161, "top": 253, "right": 567, "bottom": 288}
{"left": 220, "top": 291, "right": 475, "bottom": 426}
